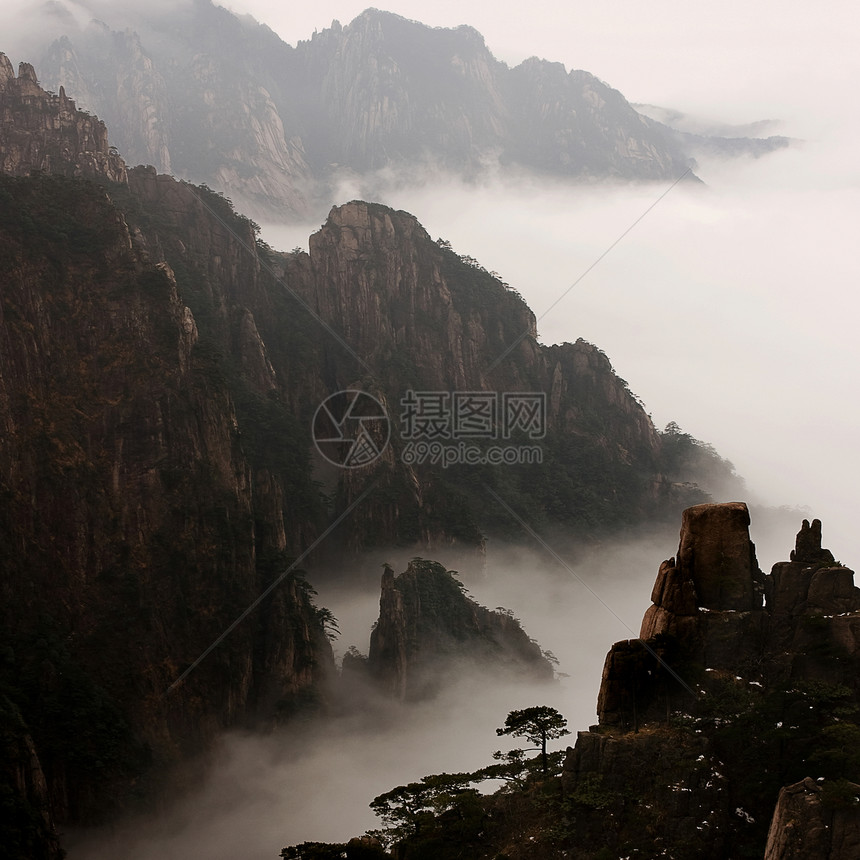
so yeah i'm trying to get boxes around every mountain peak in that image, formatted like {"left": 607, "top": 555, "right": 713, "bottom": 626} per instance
{"left": 0, "top": 54, "right": 127, "bottom": 182}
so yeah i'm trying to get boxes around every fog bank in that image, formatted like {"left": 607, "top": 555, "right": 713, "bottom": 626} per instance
{"left": 67, "top": 513, "right": 806, "bottom": 858}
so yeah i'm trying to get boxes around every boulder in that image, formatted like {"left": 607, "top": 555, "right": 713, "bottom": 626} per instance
{"left": 677, "top": 502, "right": 761, "bottom": 611}
{"left": 764, "top": 778, "right": 860, "bottom": 860}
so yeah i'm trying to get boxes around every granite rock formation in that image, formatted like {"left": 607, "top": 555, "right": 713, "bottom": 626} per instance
{"left": 367, "top": 559, "right": 554, "bottom": 700}
{"left": 764, "top": 778, "right": 860, "bottom": 860}
{"left": 563, "top": 504, "right": 860, "bottom": 858}
{"left": 0, "top": 53, "right": 126, "bottom": 182}
{"left": 287, "top": 508, "right": 860, "bottom": 860}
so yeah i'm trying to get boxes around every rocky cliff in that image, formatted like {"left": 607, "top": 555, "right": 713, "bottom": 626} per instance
{"left": 331, "top": 507, "right": 860, "bottom": 859}
{"left": 284, "top": 507, "right": 860, "bottom": 860}
{"left": 0, "top": 171, "right": 334, "bottom": 855}
{"left": 115, "top": 176, "right": 716, "bottom": 550}
{"left": 0, "top": 53, "right": 126, "bottom": 182}
{"left": 764, "top": 777, "right": 860, "bottom": 860}
{"left": 561, "top": 504, "right": 860, "bottom": 858}
{"left": 25, "top": 3, "right": 788, "bottom": 218}
{"left": 367, "top": 559, "right": 554, "bottom": 700}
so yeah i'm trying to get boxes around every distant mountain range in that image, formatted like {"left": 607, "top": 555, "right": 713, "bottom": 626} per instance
{"left": 24, "top": 2, "right": 789, "bottom": 218}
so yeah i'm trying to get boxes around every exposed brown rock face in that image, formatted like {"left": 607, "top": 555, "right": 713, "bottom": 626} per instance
{"left": 566, "top": 505, "right": 860, "bottom": 858}
{"left": 677, "top": 502, "right": 762, "bottom": 610}
{"left": 0, "top": 53, "right": 127, "bottom": 183}
{"left": 640, "top": 502, "right": 762, "bottom": 638}
{"left": 636, "top": 502, "right": 764, "bottom": 679}
{"left": 368, "top": 559, "right": 554, "bottom": 700}
{"left": 764, "top": 778, "right": 860, "bottom": 860}
{"left": 0, "top": 170, "right": 334, "bottom": 840}
{"left": 609, "top": 504, "right": 860, "bottom": 727}
{"left": 368, "top": 564, "right": 410, "bottom": 700}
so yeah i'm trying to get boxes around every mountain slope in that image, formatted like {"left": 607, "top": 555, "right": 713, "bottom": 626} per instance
{"left": 26, "top": 3, "right": 787, "bottom": 218}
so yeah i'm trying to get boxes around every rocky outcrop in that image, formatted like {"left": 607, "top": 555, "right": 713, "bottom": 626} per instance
{"left": 767, "top": 518, "right": 856, "bottom": 618}
{"left": 564, "top": 505, "right": 860, "bottom": 858}
{"left": 0, "top": 53, "right": 127, "bottom": 182}
{"left": 368, "top": 559, "right": 554, "bottom": 700}
{"left": 605, "top": 505, "right": 860, "bottom": 727}
{"left": 764, "top": 778, "right": 860, "bottom": 860}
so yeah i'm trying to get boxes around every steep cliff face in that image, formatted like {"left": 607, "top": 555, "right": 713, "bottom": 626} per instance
{"left": 289, "top": 200, "right": 707, "bottom": 545}
{"left": 304, "top": 199, "right": 538, "bottom": 388}
{"left": 43, "top": 30, "right": 172, "bottom": 174}
{"left": 367, "top": 559, "right": 554, "bottom": 699}
{"left": 503, "top": 58, "right": 684, "bottom": 178}
{"left": 0, "top": 169, "right": 335, "bottom": 848}
{"left": 561, "top": 505, "right": 860, "bottom": 858}
{"left": 0, "top": 53, "right": 126, "bottom": 182}
{"left": 111, "top": 176, "right": 709, "bottom": 551}
{"left": 27, "top": 3, "right": 787, "bottom": 218}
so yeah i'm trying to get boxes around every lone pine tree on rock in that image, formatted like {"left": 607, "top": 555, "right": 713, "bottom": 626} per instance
{"left": 496, "top": 705, "right": 570, "bottom": 773}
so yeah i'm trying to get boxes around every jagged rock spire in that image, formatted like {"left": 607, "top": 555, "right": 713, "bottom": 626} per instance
{"left": 790, "top": 517, "right": 836, "bottom": 564}
{"left": 0, "top": 52, "right": 14, "bottom": 84}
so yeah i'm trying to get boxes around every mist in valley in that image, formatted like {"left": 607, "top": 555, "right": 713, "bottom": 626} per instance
{"left": 60, "top": 534, "right": 670, "bottom": 858}
{"left": 64, "top": 508, "right": 808, "bottom": 859}
{"left": 262, "top": 141, "right": 860, "bottom": 569}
